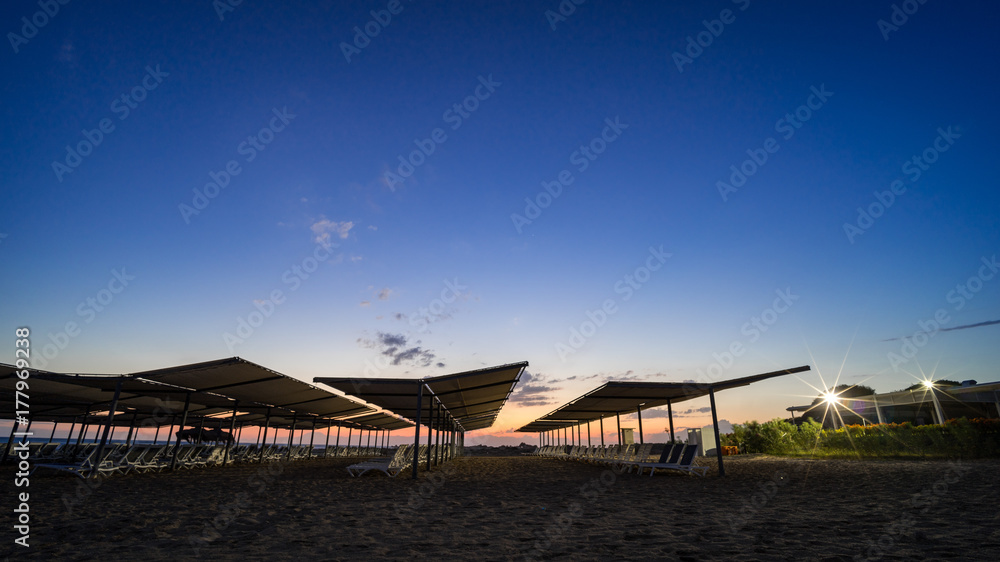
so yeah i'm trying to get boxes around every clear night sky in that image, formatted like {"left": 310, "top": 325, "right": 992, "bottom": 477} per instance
{"left": 2, "top": 1, "right": 998, "bottom": 443}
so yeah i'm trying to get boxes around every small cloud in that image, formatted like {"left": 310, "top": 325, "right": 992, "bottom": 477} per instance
{"left": 377, "top": 288, "right": 393, "bottom": 301}
{"left": 393, "top": 313, "right": 407, "bottom": 321}
{"left": 508, "top": 371, "right": 562, "bottom": 407}
{"left": 300, "top": 197, "right": 308, "bottom": 203}
{"left": 368, "top": 225, "right": 378, "bottom": 231}
{"left": 310, "top": 218, "right": 354, "bottom": 248}
{"left": 350, "top": 255, "right": 363, "bottom": 262}
{"left": 357, "top": 331, "right": 439, "bottom": 367}
{"left": 360, "top": 301, "right": 371, "bottom": 307}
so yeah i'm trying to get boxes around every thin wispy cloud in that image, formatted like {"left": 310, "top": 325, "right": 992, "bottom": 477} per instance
{"left": 882, "top": 319, "right": 1000, "bottom": 342}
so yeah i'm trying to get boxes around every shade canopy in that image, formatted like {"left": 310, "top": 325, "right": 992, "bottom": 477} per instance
{"left": 0, "top": 357, "right": 403, "bottom": 430}
{"left": 133, "top": 357, "right": 374, "bottom": 420}
{"left": 517, "top": 365, "right": 812, "bottom": 430}
{"left": 315, "top": 361, "right": 528, "bottom": 431}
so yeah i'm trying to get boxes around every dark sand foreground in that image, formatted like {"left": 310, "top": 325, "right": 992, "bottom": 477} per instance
{"left": 4, "top": 455, "right": 999, "bottom": 561}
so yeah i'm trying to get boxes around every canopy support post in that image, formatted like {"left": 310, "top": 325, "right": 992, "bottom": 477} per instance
{"left": 412, "top": 382, "right": 424, "bottom": 479}
{"left": 709, "top": 388, "right": 725, "bottom": 477}
{"left": 637, "top": 405, "right": 644, "bottom": 444}
{"left": 93, "top": 379, "right": 124, "bottom": 478}
{"left": 224, "top": 400, "right": 239, "bottom": 465}
{"left": 170, "top": 392, "right": 192, "bottom": 471}
{"left": 667, "top": 399, "right": 675, "bottom": 443}
{"left": 258, "top": 407, "right": 271, "bottom": 463}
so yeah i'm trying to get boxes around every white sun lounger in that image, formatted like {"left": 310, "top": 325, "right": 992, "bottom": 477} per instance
{"left": 346, "top": 445, "right": 412, "bottom": 477}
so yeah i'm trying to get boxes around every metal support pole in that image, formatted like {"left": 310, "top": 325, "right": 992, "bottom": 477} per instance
{"left": 427, "top": 399, "right": 435, "bottom": 469}
{"left": 225, "top": 400, "right": 239, "bottom": 465}
{"left": 637, "top": 406, "right": 644, "bottom": 444}
{"left": 92, "top": 379, "right": 124, "bottom": 478}
{"left": 412, "top": 382, "right": 423, "bottom": 479}
{"left": 335, "top": 425, "right": 341, "bottom": 456}
{"left": 125, "top": 410, "right": 138, "bottom": 445}
{"left": 286, "top": 414, "right": 297, "bottom": 461}
{"left": 709, "top": 388, "right": 725, "bottom": 477}
{"left": 435, "top": 404, "right": 443, "bottom": 466}
{"left": 324, "top": 421, "right": 332, "bottom": 457}
{"left": 258, "top": 407, "right": 271, "bottom": 463}
{"left": 600, "top": 418, "right": 605, "bottom": 446}
{"left": 65, "top": 417, "right": 78, "bottom": 447}
{"left": 2, "top": 418, "right": 21, "bottom": 464}
{"left": 616, "top": 412, "right": 621, "bottom": 446}
{"left": 587, "top": 421, "right": 591, "bottom": 446}
{"left": 667, "top": 399, "right": 675, "bottom": 443}
{"left": 308, "top": 420, "right": 316, "bottom": 458}
{"left": 170, "top": 392, "right": 192, "bottom": 471}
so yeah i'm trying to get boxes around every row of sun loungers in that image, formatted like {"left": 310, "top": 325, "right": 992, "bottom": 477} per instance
{"left": 25, "top": 441, "right": 384, "bottom": 478}
{"left": 345, "top": 443, "right": 452, "bottom": 477}
{"left": 531, "top": 443, "right": 708, "bottom": 476}
{"left": 346, "top": 444, "right": 417, "bottom": 477}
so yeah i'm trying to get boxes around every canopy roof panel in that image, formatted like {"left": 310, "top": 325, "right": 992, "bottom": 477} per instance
{"left": 521, "top": 366, "right": 812, "bottom": 429}
{"left": 315, "top": 361, "right": 527, "bottom": 431}
{"left": 133, "top": 357, "right": 374, "bottom": 420}
{"left": 0, "top": 358, "right": 399, "bottom": 429}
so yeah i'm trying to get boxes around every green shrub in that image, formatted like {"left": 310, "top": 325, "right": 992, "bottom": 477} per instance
{"left": 722, "top": 417, "right": 1000, "bottom": 458}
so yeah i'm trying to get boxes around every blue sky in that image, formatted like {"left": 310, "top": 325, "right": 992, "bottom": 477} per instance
{"left": 2, "top": 1, "right": 998, "bottom": 444}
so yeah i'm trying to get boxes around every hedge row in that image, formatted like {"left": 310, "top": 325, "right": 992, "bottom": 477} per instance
{"left": 720, "top": 418, "right": 1000, "bottom": 458}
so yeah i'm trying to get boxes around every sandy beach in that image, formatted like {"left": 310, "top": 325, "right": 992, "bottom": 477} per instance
{"left": 4, "top": 455, "right": 999, "bottom": 561}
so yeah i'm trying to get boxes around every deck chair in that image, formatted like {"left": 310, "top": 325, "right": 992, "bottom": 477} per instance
{"left": 346, "top": 445, "right": 412, "bottom": 477}
{"left": 632, "top": 443, "right": 653, "bottom": 464}
{"left": 625, "top": 443, "right": 678, "bottom": 474}
{"left": 31, "top": 443, "right": 120, "bottom": 478}
{"left": 644, "top": 444, "right": 709, "bottom": 477}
